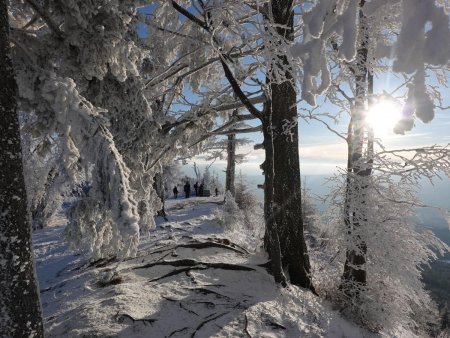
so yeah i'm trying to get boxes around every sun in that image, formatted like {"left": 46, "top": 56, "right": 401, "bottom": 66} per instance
{"left": 366, "top": 99, "right": 403, "bottom": 136}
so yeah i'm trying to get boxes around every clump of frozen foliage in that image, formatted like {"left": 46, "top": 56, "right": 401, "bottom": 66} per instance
{"left": 9, "top": 1, "right": 180, "bottom": 259}
{"left": 311, "top": 164, "right": 449, "bottom": 333}
{"left": 21, "top": 114, "right": 68, "bottom": 229}
{"left": 214, "top": 191, "right": 243, "bottom": 232}
{"left": 291, "top": 0, "right": 450, "bottom": 129}
{"left": 215, "top": 176, "right": 264, "bottom": 251}
{"left": 235, "top": 174, "right": 264, "bottom": 234}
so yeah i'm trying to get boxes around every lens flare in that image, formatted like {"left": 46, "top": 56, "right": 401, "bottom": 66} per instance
{"left": 366, "top": 100, "right": 403, "bottom": 136}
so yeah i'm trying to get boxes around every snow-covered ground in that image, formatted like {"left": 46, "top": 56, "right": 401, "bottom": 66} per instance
{"left": 34, "top": 197, "right": 377, "bottom": 337}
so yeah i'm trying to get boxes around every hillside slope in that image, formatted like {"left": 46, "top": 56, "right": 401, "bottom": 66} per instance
{"left": 34, "top": 197, "right": 379, "bottom": 337}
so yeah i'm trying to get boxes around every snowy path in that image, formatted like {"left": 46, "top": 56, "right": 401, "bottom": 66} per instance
{"left": 34, "top": 198, "right": 373, "bottom": 338}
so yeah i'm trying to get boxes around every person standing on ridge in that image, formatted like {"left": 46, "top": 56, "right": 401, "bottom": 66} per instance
{"left": 194, "top": 182, "right": 199, "bottom": 196}
{"left": 184, "top": 182, "right": 191, "bottom": 198}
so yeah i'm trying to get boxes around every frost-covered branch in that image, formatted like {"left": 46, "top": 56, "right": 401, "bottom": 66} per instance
{"left": 24, "top": 0, "right": 64, "bottom": 39}
{"left": 211, "top": 125, "right": 262, "bottom": 135}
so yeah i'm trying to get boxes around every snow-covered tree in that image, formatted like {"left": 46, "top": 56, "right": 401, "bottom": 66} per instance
{"left": 214, "top": 191, "right": 243, "bottom": 232}
{"left": 298, "top": 0, "right": 450, "bottom": 332}
{"left": 314, "top": 150, "right": 450, "bottom": 333}
{"left": 301, "top": 177, "right": 319, "bottom": 235}
{"left": 235, "top": 171, "right": 259, "bottom": 213}
{"left": 210, "top": 170, "right": 223, "bottom": 195}
{"left": 202, "top": 166, "right": 212, "bottom": 190}
{"left": 8, "top": 1, "right": 147, "bottom": 258}
{"left": 215, "top": 182, "right": 264, "bottom": 251}
{"left": 8, "top": 0, "right": 208, "bottom": 259}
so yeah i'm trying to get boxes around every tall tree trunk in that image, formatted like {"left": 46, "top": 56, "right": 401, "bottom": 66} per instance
{"left": 341, "top": 1, "right": 370, "bottom": 291}
{"left": 264, "top": 0, "right": 314, "bottom": 291}
{"left": 225, "top": 109, "right": 237, "bottom": 196}
{"left": 0, "top": 2, "right": 44, "bottom": 336}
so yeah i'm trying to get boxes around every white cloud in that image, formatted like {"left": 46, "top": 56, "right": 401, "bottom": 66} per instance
{"left": 299, "top": 142, "right": 348, "bottom": 162}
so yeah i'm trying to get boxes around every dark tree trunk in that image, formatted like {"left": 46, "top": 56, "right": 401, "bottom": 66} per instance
{"left": 264, "top": 0, "right": 314, "bottom": 291}
{"left": 225, "top": 110, "right": 237, "bottom": 196}
{"left": 0, "top": 2, "right": 44, "bottom": 336}
{"left": 341, "top": 1, "right": 370, "bottom": 291}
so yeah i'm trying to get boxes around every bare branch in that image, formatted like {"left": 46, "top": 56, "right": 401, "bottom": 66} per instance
{"left": 220, "top": 59, "right": 263, "bottom": 119}
{"left": 212, "top": 96, "right": 265, "bottom": 112}
{"left": 212, "top": 125, "right": 262, "bottom": 135}
{"left": 145, "top": 63, "right": 189, "bottom": 88}
{"left": 25, "top": 0, "right": 65, "bottom": 39}
{"left": 171, "top": 1, "right": 208, "bottom": 30}
{"left": 334, "top": 84, "right": 353, "bottom": 103}
{"left": 301, "top": 110, "right": 347, "bottom": 142}
{"left": 188, "top": 113, "right": 256, "bottom": 148}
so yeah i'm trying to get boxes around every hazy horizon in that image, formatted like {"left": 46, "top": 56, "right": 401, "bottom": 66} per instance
{"left": 181, "top": 164, "right": 450, "bottom": 233}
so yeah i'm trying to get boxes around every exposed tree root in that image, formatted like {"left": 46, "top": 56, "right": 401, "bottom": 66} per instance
{"left": 147, "top": 240, "right": 249, "bottom": 256}
{"left": 205, "top": 237, "right": 251, "bottom": 254}
{"left": 168, "top": 326, "right": 189, "bottom": 337}
{"left": 244, "top": 312, "right": 252, "bottom": 338}
{"left": 133, "top": 258, "right": 254, "bottom": 272}
{"left": 179, "top": 302, "right": 200, "bottom": 316}
{"left": 188, "top": 287, "right": 233, "bottom": 301}
{"left": 147, "top": 259, "right": 254, "bottom": 283}
{"left": 192, "top": 301, "right": 217, "bottom": 309}
{"left": 162, "top": 295, "right": 202, "bottom": 317}
{"left": 86, "top": 256, "right": 117, "bottom": 268}
{"left": 191, "top": 312, "right": 229, "bottom": 338}
{"left": 40, "top": 281, "right": 67, "bottom": 293}
{"left": 149, "top": 266, "right": 198, "bottom": 282}
{"left": 114, "top": 313, "right": 157, "bottom": 326}
{"left": 154, "top": 251, "right": 173, "bottom": 262}
{"left": 266, "top": 320, "right": 286, "bottom": 330}
{"left": 71, "top": 256, "right": 117, "bottom": 272}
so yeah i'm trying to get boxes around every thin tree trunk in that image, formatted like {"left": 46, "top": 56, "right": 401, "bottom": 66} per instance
{"left": 342, "top": 0, "right": 369, "bottom": 291}
{"left": 225, "top": 110, "right": 237, "bottom": 196}
{"left": 0, "top": 2, "right": 44, "bottom": 336}
{"left": 266, "top": 0, "right": 314, "bottom": 291}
